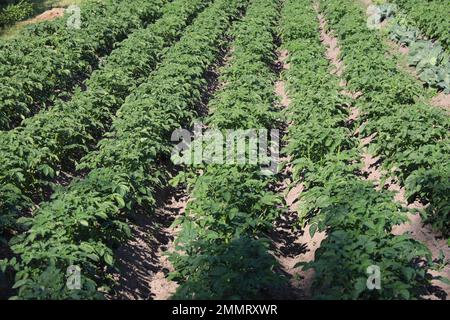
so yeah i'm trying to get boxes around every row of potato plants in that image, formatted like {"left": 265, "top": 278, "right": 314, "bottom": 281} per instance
{"left": 0, "top": 0, "right": 210, "bottom": 241}
{"left": 0, "top": 0, "right": 248, "bottom": 300}
{"left": 0, "top": 0, "right": 167, "bottom": 130}
{"left": 319, "top": 0, "right": 450, "bottom": 237}
{"left": 281, "top": 0, "right": 435, "bottom": 299}
{"left": 168, "top": 0, "right": 285, "bottom": 299}
{"left": 391, "top": 0, "right": 450, "bottom": 53}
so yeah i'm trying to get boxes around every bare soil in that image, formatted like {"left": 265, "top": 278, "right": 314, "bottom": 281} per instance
{"left": 25, "top": 8, "right": 65, "bottom": 25}
{"left": 359, "top": 0, "right": 372, "bottom": 9}
{"left": 431, "top": 93, "right": 450, "bottom": 110}
{"left": 35, "top": 8, "right": 64, "bottom": 22}
{"left": 317, "top": 11, "right": 362, "bottom": 99}
{"left": 109, "top": 189, "right": 186, "bottom": 300}
{"left": 317, "top": 14, "right": 343, "bottom": 77}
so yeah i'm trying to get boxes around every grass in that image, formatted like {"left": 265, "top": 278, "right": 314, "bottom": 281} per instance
{"left": 0, "top": 0, "right": 94, "bottom": 39}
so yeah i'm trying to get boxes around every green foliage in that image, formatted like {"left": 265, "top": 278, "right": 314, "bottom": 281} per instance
{"left": 0, "top": 0, "right": 167, "bottom": 130}
{"left": 179, "top": 165, "right": 281, "bottom": 242}
{"left": 0, "top": 0, "right": 33, "bottom": 28}
{"left": 360, "top": 2, "right": 449, "bottom": 93}
{"left": 169, "top": 0, "right": 284, "bottom": 299}
{"left": 392, "top": 0, "right": 450, "bottom": 53}
{"left": 387, "top": 2, "right": 450, "bottom": 92}
{"left": 282, "top": 0, "right": 436, "bottom": 299}
{"left": 171, "top": 238, "right": 283, "bottom": 300}
{"left": 0, "top": 0, "right": 209, "bottom": 237}
{"left": 303, "top": 231, "right": 431, "bottom": 300}
{"left": 405, "top": 164, "right": 450, "bottom": 234}
{"left": 389, "top": 22, "right": 418, "bottom": 45}
{"left": 2, "top": 0, "right": 248, "bottom": 299}
{"left": 320, "top": 0, "right": 450, "bottom": 236}
{"left": 9, "top": 264, "right": 102, "bottom": 300}
{"left": 362, "top": 104, "right": 449, "bottom": 178}
{"left": 408, "top": 41, "right": 444, "bottom": 70}
{"left": 1, "top": 0, "right": 447, "bottom": 301}
{"left": 406, "top": 40, "right": 450, "bottom": 93}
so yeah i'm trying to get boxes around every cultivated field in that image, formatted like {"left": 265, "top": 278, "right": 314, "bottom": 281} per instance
{"left": 0, "top": 0, "right": 449, "bottom": 300}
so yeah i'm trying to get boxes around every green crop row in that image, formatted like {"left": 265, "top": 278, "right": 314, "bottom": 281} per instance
{"left": 281, "top": 0, "right": 436, "bottom": 299}
{"left": 0, "top": 0, "right": 167, "bottom": 130}
{"left": 0, "top": 0, "right": 246, "bottom": 299}
{"left": 0, "top": 0, "right": 211, "bottom": 241}
{"left": 319, "top": 0, "right": 450, "bottom": 236}
{"left": 391, "top": 0, "right": 450, "bottom": 52}
{"left": 169, "top": 0, "right": 284, "bottom": 300}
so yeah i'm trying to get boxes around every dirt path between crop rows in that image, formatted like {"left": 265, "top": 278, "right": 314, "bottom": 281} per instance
{"left": 109, "top": 188, "right": 184, "bottom": 300}
{"left": 318, "top": 2, "right": 449, "bottom": 299}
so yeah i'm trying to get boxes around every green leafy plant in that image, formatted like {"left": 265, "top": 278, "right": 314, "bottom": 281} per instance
{"left": 0, "top": 0, "right": 167, "bottom": 130}
{"left": 320, "top": 0, "right": 450, "bottom": 237}
{"left": 2, "top": 0, "right": 248, "bottom": 300}
{"left": 281, "top": 0, "right": 437, "bottom": 299}
{"left": 387, "top": 8, "right": 450, "bottom": 93}
{"left": 0, "top": 0, "right": 211, "bottom": 238}
{"left": 392, "top": 0, "right": 450, "bottom": 53}
{"left": 169, "top": 0, "right": 285, "bottom": 299}
{"left": 171, "top": 237, "right": 283, "bottom": 300}
{"left": 0, "top": 0, "right": 33, "bottom": 28}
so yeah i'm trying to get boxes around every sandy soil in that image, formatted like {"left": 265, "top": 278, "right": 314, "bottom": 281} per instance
{"left": 35, "top": 8, "right": 65, "bottom": 22}
{"left": 317, "top": 12, "right": 363, "bottom": 99}
{"left": 431, "top": 93, "right": 450, "bottom": 110}
{"left": 359, "top": 0, "right": 373, "bottom": 9}
{"left": 317, "top": 14, "right": 343, "bottom": 77}
{"left": 109, "top": 189, "right": 186, "bottom": 300}
{"left": 24, "top": 8, "right": 65, "bottom": 25}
